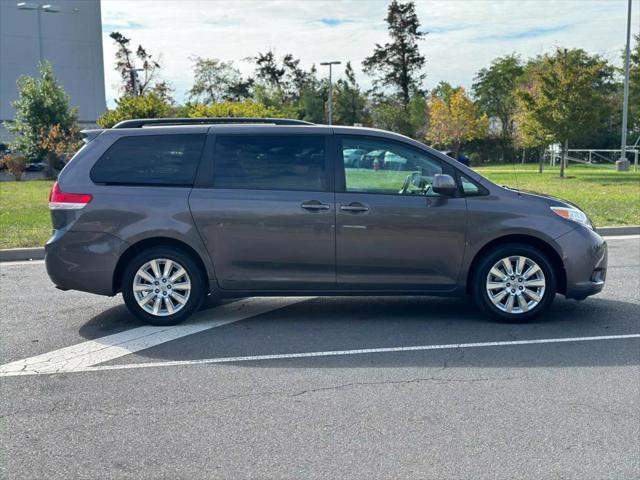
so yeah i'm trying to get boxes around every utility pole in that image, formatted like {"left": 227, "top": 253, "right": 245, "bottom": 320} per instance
{"left": 320, "top": 61, "right": 341, "bottom": 125}
{"left": 617, "top": 0, "right": 633, "bottom": 171}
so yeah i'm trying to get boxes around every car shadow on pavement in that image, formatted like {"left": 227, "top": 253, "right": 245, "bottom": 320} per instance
{"left": 78, "top": 295, "right": 640, "bottom": 369}
{"left": 76, "top": 295, "right": 232, "bottom": 340}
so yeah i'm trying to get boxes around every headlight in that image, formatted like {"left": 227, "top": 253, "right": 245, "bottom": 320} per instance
{"left": 550, "top": 206, "right": 592, "bottom": 229}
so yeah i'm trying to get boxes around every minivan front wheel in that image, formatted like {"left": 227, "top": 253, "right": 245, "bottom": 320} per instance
{"left": 473, "top": 244, "right": 556, "bottom": 322}
{"left": 122, "top": 247, "right": 205, "bottom": 325}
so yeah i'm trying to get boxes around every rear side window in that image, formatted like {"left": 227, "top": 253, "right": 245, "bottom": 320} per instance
{"left": 213, "top": 135, "right": 326, "bottom": 191}
{"left": 91, "top": 134, "right": 205, "bottom": 186}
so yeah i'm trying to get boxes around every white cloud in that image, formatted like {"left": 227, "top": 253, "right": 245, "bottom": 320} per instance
{"left": 101, "top": 0, "right": 638, "bottom": 106}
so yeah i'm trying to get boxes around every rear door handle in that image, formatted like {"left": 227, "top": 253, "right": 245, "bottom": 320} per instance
{"left": 340, "top": 203, "right": 369, "bottom": 212}
{"left": 301, "top": 201, "right": 331, "bottom": 211}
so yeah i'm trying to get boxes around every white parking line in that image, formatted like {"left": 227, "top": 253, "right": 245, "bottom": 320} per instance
{"left": 0, "top": 297, "right": 312, "bottom": 377}
{"left": 2, "top": 333, "right": 638, "bottom": 377}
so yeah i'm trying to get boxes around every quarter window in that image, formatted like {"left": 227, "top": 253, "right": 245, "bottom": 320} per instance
{"left": 213, "top": 135, "right": 326, "bottom": 191}
{"left": 340, "top": 136, "right": 446, "bottom": 196}
{"left": 460, "top": 174, "right": 486, "bottom": 196}
{"left": 91, "top": 134, "right": 205, "bottom": 186}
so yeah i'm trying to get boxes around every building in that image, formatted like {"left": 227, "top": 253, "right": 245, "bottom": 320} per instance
{"left": 0, "top": 0, "right": 106, "bottom": 142}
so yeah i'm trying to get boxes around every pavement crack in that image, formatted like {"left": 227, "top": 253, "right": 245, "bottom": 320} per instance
{"left": 288, "top": 375, "right": 518, "bottom": 397}
{"left": 0, "top": 376, "right": 523, "bottom": 418}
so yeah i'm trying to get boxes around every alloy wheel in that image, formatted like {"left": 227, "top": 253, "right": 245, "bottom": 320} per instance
{"left": 485, "top": 255, "right": 546, "bottom": 314}
{"left": 132, "top": 258, "right": 192, "bottom": 316}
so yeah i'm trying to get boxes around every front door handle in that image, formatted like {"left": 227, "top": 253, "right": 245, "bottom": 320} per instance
{"left": 340, "top": 202, "right": 369, "bottom": 212}
{"left": 301, "top": 200, "right": 330, "bottom": 211}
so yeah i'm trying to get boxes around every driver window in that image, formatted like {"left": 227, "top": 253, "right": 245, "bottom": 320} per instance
{"left": 340, "top": 136, "right": 444, "bottom": 195}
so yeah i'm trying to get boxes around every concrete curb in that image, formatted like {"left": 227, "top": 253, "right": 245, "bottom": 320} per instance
{"left": 0, "top": 226, "right": 638, "bottom": 263}
{"left": 597, "top": 225, "right": 640, "bottom": 236}
{"left": 0, "top": 247, "right": 45, "bottom": 262}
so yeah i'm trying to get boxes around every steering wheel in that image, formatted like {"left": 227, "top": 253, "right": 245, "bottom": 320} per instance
{"left": 399, "top": 172, "right": 431, "bottom": 195}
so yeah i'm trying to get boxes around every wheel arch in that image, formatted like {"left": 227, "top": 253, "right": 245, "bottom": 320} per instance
{"left": 113, "top": 237, "right": 210, "bottom": 294}
{"left": 465, "top": 234, "right": 566, "bottom": 295}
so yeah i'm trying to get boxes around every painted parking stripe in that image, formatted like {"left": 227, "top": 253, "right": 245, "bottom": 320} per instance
{"left": 3, "top": 333, "right": 638, "bottom": 377}
{"left": 0, "top": 297, "right": 312, "bottom": 377}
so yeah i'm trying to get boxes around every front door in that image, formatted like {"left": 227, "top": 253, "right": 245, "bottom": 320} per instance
{"left": 335, "top": 135, "right": 467, "bottom": 290}
{"left": 189, "top": 133, "right": 336, "bottom": 290}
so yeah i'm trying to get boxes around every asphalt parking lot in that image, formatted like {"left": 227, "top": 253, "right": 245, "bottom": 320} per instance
{"left": 1, "top": 236, "right": 639, "bottom": 479}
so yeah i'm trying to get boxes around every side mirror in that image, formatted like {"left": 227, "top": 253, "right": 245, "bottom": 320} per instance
{"left": 431, "top": 173, "right": 457, "bottom": 196}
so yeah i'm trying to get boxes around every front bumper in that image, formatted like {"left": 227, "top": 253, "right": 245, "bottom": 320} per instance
{"left": 45, "top": 229, "right": 128, "bottom": 296}
{"left": 555, "top": 226, "right": 608, "bottom": 299}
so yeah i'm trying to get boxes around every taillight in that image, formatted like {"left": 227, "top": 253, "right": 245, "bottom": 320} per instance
{"left": 48, "top": 182, "right": 92, "bottom": 210}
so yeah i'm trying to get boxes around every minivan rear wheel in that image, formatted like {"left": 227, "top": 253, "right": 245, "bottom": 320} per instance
{"left": 472, "top": 244, "right": 556, "bottom": 322}
{"left": 122, "top": 246, "right": 205, "bottom": 325}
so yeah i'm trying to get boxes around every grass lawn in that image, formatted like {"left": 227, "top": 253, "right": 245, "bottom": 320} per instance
{"left": 0, "top": 180, "right": 54, "bottom": 249}
{"left": 0, "top": 164, "right": 638, "bottom": 249}
{"left": 346, "top": 164, "right": 639, "bottom": 226}
{"left": 475, "top": 164, "right": 640, "bottom": 227}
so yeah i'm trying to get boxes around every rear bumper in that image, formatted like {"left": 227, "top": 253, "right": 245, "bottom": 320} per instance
{"left": 556, "top": 226, "right": 608, "bottom": 299}
{"left": 45, "top": 229, "right": 127, "bottom": 296}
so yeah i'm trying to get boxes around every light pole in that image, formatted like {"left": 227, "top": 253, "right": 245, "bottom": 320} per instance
{"left": 617, "top": 0, "right": 633, "bottom": 172}
{"left": 16, "top": 3, "right": 60, "bottom": 64}
{"left": 320, "top": 61, "right": 341, "bottom": 125}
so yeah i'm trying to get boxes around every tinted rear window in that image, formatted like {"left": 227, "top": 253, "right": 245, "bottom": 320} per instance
{"left": 213, "top": 135, "right": 326, "bottom": 191}
{"left": 91, "top": 134, "right": 205, "bottom": 186}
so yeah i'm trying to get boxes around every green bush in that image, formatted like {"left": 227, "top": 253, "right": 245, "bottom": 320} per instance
{"left": 1, "top": 154, "right": 28, "bottom": 181}
{"left": 97, "top": 93, "right": 172, "bottom": 128}
{"left": 7, "top": 61, "right": 78, "bottom": 161}
{"left": 186, "top": 100, "right": 285, "bottom": 118}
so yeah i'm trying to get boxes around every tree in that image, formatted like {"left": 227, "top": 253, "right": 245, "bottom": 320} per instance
{"left": 253, "top": 50, "right": 286, "bottom": 89}
{"left": 250, "top": 51, "right": 326, "bottom": 119}
{"left": 362, "top": 0, "right": 426, "bottom": 106}
{"left": 282, "top": 54, "right": 310, "bottom": 98}
{"left": 472, "top": 54, "right": 524, "bottom": 159}
{"left": 96, "top": 92, "right": 172, "bottom": 128}
{"left": 188, "top": 57, "right": 253, "bottom": 104}
{"left": 514, "top": 61, "right": 554, "bottom": 173}
{"left": 407, "top": 93, "right": 428, "bottom": 138}
{"left": 252, "top": 50, "right": 308, "bottom": 101}
{"left": 109, "top": 31, "right": 164, "bottom": 96}
{"left": 370, "top": 95, "right": 427, "bottom": 138}
{"left": 7, "top": 61, "right": 79, "bottom": 166}
{"left": 427, "top": 86, "right": 488, "bottom": 158}
{"left": 370, "top": 98, "right": 409, "bottom": 134}
{"left": 334, "top": 62, "right": 368, "bottom": 126}
{"left": 298, "top": 65, "right": 327, "bottom": 123}
{"left": 430, "top": 81, "right": 456, "bottom": 103}
{"left": 226, "top": 77, "right": 255, "bottom": 102}
{"left": 518, "top": 48, "right": 615, "bottom": 177}
{"left": 149, "top": 81, "right": 175, "bottom": 104}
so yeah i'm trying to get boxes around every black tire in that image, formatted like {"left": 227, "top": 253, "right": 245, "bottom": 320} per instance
{"left": 472, "top": 243, "right": 557, "bottom": 323}
{"left": 122, "top": 246, "right": 205, "bottom": 326}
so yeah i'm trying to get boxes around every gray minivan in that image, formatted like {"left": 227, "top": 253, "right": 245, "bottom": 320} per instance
{"left": 45, "top": 118, "right": 607, "bottom": 325}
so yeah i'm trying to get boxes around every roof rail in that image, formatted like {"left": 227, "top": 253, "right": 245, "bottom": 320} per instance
{"left": 112, "top": 117, "right": 314, "bottom": 129}
{"left": 80, "top": 129, "right": 104, "bottom": 143}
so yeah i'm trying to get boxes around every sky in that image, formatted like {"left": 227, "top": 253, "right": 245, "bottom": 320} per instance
{"left": 100, "top": 0, "right": 639, "bottom": 106}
